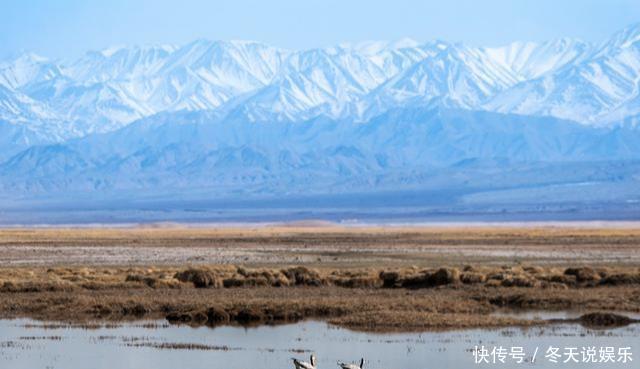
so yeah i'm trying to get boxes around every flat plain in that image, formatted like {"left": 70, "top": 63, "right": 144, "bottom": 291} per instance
{"left": 1, "top": 226, "right": 639, "bottom": 331}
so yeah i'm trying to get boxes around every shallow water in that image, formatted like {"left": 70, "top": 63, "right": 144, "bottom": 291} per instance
{"left": 492, "top": 309, "right": 640, "bottom": 321}
{"left": 0, "top": 319, "right": 637, "bottom": 369}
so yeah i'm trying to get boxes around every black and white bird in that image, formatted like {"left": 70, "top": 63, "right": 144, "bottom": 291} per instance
{"left": 292, "top": 354, "right": 316, "bottom": 369}
{"left": 337, "top": 358, "right": 364, "bottom": 369}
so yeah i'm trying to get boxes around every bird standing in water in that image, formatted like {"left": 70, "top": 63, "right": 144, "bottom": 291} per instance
{"left": 338, "top": 358, "right": 364, "bottom": 369}
{"left": 292, "top": 354, "right": 316, "bottom": 369}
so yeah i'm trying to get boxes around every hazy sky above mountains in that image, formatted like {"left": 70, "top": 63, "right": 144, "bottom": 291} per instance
{"left": 2, "top": 0, "right": 640, "bottom": 59}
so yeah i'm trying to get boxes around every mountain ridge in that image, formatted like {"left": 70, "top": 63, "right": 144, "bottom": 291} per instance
{"left": 1, "top": 24, "right": 640, "bottom": 211}
{"left": 2, "top": 22, "right": 640, "bottom": 140}
{"left": 2, "top": 107, "right": 639, "bottom": 195}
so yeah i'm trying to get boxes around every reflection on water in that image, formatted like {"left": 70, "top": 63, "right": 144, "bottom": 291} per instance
{"left": 0, "top": 319, "right": 637, "bottom": 369}
{"left": 492, "top": 309, "right": 640, "bottom": 322}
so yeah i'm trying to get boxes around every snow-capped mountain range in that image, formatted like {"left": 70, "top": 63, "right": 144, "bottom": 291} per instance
{"left": 2, "top": 22, "right": 640, "bottom": 140}
{"left": 1, "top": 23, "right": 640, "bottom": 212}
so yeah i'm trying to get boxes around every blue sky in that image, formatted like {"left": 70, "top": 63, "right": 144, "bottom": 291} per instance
{"left": 2, "top": 0, "right": 640, "bottom": 59}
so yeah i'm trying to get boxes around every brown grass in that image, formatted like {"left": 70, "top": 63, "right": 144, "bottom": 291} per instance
{"left": 2, "top": 264, "right": 638, "bottom": 292}
{"left": 0, "top": 263, "right": 639, "bottom": 332}
{"left": 1, "top": 226, "right": 639, "bottom": 331}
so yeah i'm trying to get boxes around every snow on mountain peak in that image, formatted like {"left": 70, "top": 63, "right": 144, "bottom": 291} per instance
{"left": 3, "top": 22, "right": 640, "bottom": 141}
{"left": 0, "top": 52, "right": 62, "bottom": 90}
{"left": 100, "top": 45, "right": 126, "bottom": 57}
{"left": 485, "top": 38, "right": 592, "bottom": 80}
{"left": 606, "top": 22, "right": 640, "bottom": 50}
{"left": 366, "top": 43, "right": 519, "bottom": 113}
{"left": 486, "top": 23, "right": 640, "bottom": 125}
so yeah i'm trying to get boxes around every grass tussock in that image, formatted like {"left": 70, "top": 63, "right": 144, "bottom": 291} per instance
{"left": 0, "top": 263, "right": 639, "bottom": 332}
{"left": 0, "top": 265, "right": 639, "bottom": 293}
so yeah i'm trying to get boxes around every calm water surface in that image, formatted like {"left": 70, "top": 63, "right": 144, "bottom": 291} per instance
{"left": 0, "top": 319, "right": 637, "bottom": 369}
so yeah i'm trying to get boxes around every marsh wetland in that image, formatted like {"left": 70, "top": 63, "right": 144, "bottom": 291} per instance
{"left": 0, "top": 226, "right": 639, "bottom": 368}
